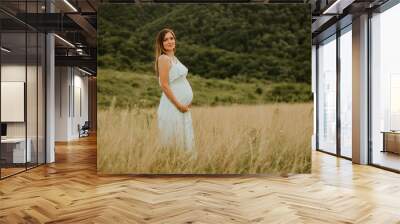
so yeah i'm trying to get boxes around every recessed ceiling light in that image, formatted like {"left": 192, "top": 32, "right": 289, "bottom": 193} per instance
{"left": 322, "top": 0, "right": 355, "bottom": 15}
{"left": 78, "top": 67, "right": 93, "bottom": 76}
{"left": 63, "top": 0, "right": 78, "bottom": 12}
{"left": 1, "top": 47, "right": 11, "bottom": 53}
{"left": 54, "top": 34, "right": 75, "bottom": 48}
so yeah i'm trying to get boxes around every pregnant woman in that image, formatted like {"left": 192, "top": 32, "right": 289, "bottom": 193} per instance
{"left": 154, "top": 28, "right": 195, "bottom": 151}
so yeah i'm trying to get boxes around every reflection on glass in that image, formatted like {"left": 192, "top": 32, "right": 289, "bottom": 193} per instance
{"left": 318, "top": 35, "right": 337, "bottom": 154}
{"left": 340, "top": 28, "right": 352, "bottom": 158}
{"left": 27, "top": 31, "right": 38, "bottom": 169}
{"left": 390, "top": 75, "right": 400, "bottom": 130}
{"left": 371, "top": 3, "right": 400, "bottom": 171}
{"left": 38, "top": 33, "right": 46, "bottom": 165}
{"left": 0, "top": 1, "right": 46, "bottom": 179}
{"left": 1, "top": 32, "right": 27, "bottom": 177}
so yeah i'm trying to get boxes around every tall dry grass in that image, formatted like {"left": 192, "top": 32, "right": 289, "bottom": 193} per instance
{"left": 97, "top": 103, "right": 313, "bottom": 174}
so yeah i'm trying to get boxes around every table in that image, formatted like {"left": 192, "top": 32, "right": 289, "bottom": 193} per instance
{"left": 381, "top": 131, "right": 400, "bottom": 154}
{"left": 1, "top": 138, "right": 31, "bottom": 163}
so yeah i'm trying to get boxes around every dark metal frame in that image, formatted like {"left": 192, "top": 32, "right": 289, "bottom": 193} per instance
{"left": 367, "top": 10, "right": 373, "bottom": 166}
{"left": 315, "top": 44, "right": 319, "bottom": 151}
{"left": 44, "top": 0, "right": 47, "bottom": 165}
{"left": 36, "top": 1, "right": 39, "bottom": 167}
{"left": 0, "top": 0, "right": 47, "bottom": 180}
{"left": 0, "top": 20, "right": 2, "bottom": 179}
{"left": 315, "top": 32, "right": 339, "bottom": 157}
{"left": 336, "top": 22, "right": 341, "bottom": 157}
{"left": 338, "top": 23, "right": 353, "bottom": 161}
{"left": 315, "top": 21, "right": 353, "bottom": 162}
{"left": 25, "top": 2, "right": 28, "bottom": 171}
{"left": 101, "top": 0, "right": 307, "bottom": 3}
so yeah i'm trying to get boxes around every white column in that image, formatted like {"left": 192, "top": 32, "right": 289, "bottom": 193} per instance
{"left": 46, "top": 33, "right": 55, "bottom": 163}
{"left": 352, "top": 14, "right": 369, "bottom": 164}
{"left": 45, "top": 0, "right": 55, "bottom": 163}
{"left": 55, "top": 67, "right": 73, "bottom": 141}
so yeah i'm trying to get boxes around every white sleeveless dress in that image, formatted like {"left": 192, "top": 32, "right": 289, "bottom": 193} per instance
{"left": 157, "top": 56, "right": 195, "bottom": 151}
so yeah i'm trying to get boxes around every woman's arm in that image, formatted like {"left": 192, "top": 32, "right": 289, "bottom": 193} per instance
{"left": 158, "top": 55, "right": 189, "bottom": 113}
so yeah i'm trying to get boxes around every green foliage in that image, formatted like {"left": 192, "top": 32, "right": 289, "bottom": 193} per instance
{"left": 98, "top": 69, "right": 312, "bottom": 109}
{"left": 265, "top": 82, "right": 313, "bottom": 102}
{"left": 98, "top": 4, "right": 311, "bottom": 83}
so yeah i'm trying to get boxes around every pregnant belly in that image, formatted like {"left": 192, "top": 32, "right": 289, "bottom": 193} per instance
{"left": 171, "top": 79, "right": 193, "bottom": 105}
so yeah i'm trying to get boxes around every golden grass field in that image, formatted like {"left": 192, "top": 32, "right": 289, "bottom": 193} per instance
{"left": 97, "top": 103, "right": 313, "bottom": 174}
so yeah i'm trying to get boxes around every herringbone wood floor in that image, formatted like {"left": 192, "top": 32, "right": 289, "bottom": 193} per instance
{"left": 1, "top": 135, "right": 400, "bottom": 223}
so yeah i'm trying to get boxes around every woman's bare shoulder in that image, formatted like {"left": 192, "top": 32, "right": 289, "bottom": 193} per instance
{"left": 158, "top": 54, "right": 171, "bottom": 63}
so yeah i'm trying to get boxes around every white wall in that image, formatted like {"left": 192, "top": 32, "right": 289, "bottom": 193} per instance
{"left": 72, "top": 72, "right": 89, "bottom": 137}
{"left": 1, "top": 82, "right": 25, "bottom": 122}
{"left": 1, "top": 65, "right": 38, "bottom": 137}
{"left": 55, "top": 66, "right": 70, "bottom": 141}
{"left": 55, "top": 66, "right": 89, "bottom": 141}
{"left": 1, "top": 65, "right": 26, "bottom": 139}
{"left": 1, "top": 65, "right": 25, "bottom": 81}
{"left": 2, "top": 62, "right": 46, "bottom": 164}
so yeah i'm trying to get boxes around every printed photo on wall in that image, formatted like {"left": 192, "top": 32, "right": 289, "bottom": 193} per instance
{"left": 97, "top": 3, "right": 312, "bottom": 174}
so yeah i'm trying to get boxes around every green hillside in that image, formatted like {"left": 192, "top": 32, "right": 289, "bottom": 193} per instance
{"left": 98, "top": 69, "right": 312, "bottom": 109}
{"left": 98, "top": 4, "right": 311, "bottom": 83}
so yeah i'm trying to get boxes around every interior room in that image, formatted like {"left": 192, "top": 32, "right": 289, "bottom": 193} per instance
{"left": 0, "top": 0, "right": 96, "bottom": 179}
{"left": 0, "top": 0, "right": 399, "bottom": 223}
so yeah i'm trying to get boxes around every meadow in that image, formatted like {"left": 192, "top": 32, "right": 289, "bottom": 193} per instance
{"left": 98, "top": 69, "right": 312, "bottom": 109}
{"left": 97, "top": 103, "right": 312, "bottom": 174}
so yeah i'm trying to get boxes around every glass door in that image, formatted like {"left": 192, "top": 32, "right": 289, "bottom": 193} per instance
{"left": 317, "top": 34, "right": 337, "bottom": 154}
{"left": 339, "top": 25, "right": 352, "bottom": 158}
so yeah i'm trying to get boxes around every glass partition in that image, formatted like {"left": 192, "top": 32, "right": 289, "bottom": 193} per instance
{"left": 317, "top": 35, "right": 337, "bottom": 154}
{"left": 1, "top": 31, "right": 28, "bottom": 177}
{"left": 339, "top": 26, "right": 352, "bottom": 158}
{"left": 371, "top": 3, "right": 400, "bottom": 171}
{"left": 38, "top": 32, "right": 45, "bottom": 165}
{"left": 0, "top": 1, "right": 46, "bottom": 179}
{"left": 27, "top": 30, "right": 38, "bottom": 169}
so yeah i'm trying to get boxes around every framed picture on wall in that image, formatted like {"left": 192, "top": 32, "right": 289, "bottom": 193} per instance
{"left": 97, "top": 3, "right": 312, "bottom": 175}
{"left": 1, "top": 81, "right": 25, "bottom": 122}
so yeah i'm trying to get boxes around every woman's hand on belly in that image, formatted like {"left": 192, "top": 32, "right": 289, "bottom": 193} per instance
{"left": 177, "top": 103, "right": 190, "bottom": 113}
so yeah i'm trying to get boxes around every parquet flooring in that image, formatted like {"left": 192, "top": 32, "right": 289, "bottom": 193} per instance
{"left": 1, "top": 167, "right": 26, "bottom": 178}
{"left": 1, "top": 134, "right": 400, "bottom": 223}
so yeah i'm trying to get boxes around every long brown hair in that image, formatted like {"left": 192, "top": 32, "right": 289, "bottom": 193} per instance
{"left": 154, "top": 28, "right": 176, "bottom": 76}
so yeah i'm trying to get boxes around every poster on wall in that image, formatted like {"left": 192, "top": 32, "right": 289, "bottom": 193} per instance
{"left": 97, "top": 3, "right": 312, "bottom": 174}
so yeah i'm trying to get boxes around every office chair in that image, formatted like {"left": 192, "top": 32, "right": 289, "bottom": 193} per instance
{"left": 79, "top": 121, "right": 90, "bottom": 138}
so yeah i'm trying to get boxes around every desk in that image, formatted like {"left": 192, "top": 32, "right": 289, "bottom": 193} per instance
{"left": 381, "top": 131, "right": 400, "bottom": 154}
{"left": 1, "top": 138, "right": 31, "bottom": 163}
